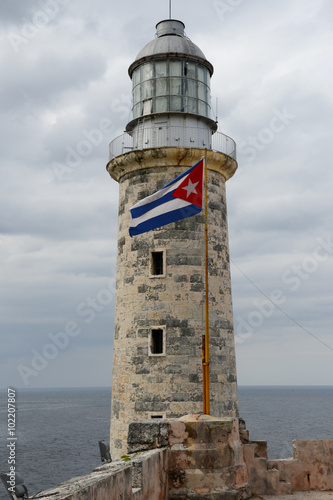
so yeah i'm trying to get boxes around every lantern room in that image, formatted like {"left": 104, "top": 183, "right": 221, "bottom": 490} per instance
{"left": 125, "top": 19, "right": 217, "bottom": 150}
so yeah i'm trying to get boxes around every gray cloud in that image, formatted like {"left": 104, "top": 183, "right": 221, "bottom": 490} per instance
{"left": 1, "top": 0, "right": 332, "bottom": 389}
{"left": 0, "top": 1, "right": 37, "bottom": 24}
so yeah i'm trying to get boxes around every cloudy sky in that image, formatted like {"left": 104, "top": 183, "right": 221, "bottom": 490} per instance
{"left": 0, "top": 0, "right": 332, "bottom": 390}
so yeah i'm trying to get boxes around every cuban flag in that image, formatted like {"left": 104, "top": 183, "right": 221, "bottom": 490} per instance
{"left": 129, "top": 159, "right": 204, "bottom": 237}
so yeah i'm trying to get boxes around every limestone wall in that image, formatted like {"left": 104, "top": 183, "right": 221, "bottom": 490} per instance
{"left": 126, "top": 417, "right": 333, "bottom": 498}
{"left": 127, "top": 416, "right": 250, "bottom": 499}
{"left": 36, "top": 448, "right": 168, "bottom": 500}
{"left": 270, "top": 440, "right": 333, "bottom": 492}
{"left": 35, "top": 418, "right": 333, "bottom": 500}
{"left": 241, "top": 431, "right": 333, "bottom": 496}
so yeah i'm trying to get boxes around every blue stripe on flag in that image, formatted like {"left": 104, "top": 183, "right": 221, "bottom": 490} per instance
{"left": 130, "top": 190, "right": 176, "bottom": 219}
{"left": 129, "top": 204, "right": 201, "bottom": 236}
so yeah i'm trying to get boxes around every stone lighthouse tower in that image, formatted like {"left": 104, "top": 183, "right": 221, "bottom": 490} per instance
{"left": 107, "top": 19, "right": 238, "bottom": 458}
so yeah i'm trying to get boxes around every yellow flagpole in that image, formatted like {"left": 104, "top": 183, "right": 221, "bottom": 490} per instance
{"left": 202, "top": 334, "right": 206, "bottom": 414}
{"left": 203, "top": 152, "right": 210, "bottom": 415}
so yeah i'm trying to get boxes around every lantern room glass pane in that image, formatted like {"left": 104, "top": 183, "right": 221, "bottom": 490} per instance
{"left": 170, "top": 96, "right": 182, "bottom": 111}
{"left": 133, "top": 103, "right": 141, "bottom": 119}
{"left": 198, "top": 65, "right": 207, "bottom": 83}
{"left": 143, "top": 99, "right": 153, "bottom": 115}
{"left": 134, "top": 85, "right": 140, "bottom": 104}
{"left": 170, "top": 77, "right": 182, "bottom": 96}
{"left": 156, "top": 78, "right": 168, "bottom": 96}
{"left": 155, "top": 97, "right": 168, "bottom": 113}
{"left": 187, "top": 79, "right": 197, "bottom": 98}
{"left": 155, "top": 61, "right": 167, "bottom": 77}
{"left": 142, "top": 80, "right": 154, "bottom": 99}
{"left": 198, "top": 82, "right": 207, "bottom": 102}
{"left": 198, "top": 101, "right": 207, "bottom": 116}
{"left": 186, "top": 62, "right": 196, "bottom": 79}
{"left": 169, "top": 60, "right": 182, "bottom": 76}
{"left": 133, "top": 68, "right": 140, "bottom": 87}
{"left": 142, "top": 62, "right": 153, "bottom": 80}
{"left": 187, "top": 97, "right": 198, "bottom": 114}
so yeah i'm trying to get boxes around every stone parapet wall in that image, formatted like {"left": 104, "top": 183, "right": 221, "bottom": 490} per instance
{"left": 242, "top": 434, "right": 333, "bottom": 496}
{"left": 127, "top": 417, "right": 333, "bottom": 498}
{"left": 270, "top": 440, "right": 333, "bottom": 492}
{"left": 35, "top": 418, "right": 333, "bottom": 500}
{"left": 36, "top": 448, "right": 168, "bottom": 500}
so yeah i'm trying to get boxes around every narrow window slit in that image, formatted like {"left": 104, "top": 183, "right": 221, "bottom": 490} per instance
{"left": 151, "top": 251, "right": 164, "bottom": 276}
{"left": 151, "top": 329, "right": 164, "bottom": 354}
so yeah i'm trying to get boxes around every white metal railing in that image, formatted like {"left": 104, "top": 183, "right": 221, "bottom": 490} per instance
{"left": 109, "top": 128, "right": 236, "bottom": 160}
{"left": 212, "top": 131, "right": 237, "bottom": 160}
{"left": 109, "top": 133, "right": 133, "bottom": 158}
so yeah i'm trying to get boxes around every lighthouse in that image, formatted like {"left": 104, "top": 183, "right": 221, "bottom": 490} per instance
{"left": 107, "top": 19, "right": 239, "bottom": 458}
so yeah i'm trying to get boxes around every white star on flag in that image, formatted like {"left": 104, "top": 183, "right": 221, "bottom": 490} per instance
{"left": 182, "top": 179, "right": 199, "bottom": 198}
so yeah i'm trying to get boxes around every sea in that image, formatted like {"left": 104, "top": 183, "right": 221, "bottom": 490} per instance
{"left": 0, "top": 386, "right": 332, "bottom": 499}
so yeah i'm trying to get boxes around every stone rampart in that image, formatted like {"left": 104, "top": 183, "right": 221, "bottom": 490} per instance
{"left": 36, "top": 417, "right": 332, "bottom": 499}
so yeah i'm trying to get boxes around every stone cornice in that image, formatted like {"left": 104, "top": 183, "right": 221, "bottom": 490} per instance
{"left": 106, "top": 147, "right": 237, "bottom": 183}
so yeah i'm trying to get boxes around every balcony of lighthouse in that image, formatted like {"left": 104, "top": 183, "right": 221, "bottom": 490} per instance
{"left": 108, "top": 125, "right": 236, "bottom": 161}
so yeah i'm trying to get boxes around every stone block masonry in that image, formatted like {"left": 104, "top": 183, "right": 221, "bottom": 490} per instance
{"left": 149, "top": 416, "right": 251, "bottom": 499}
{"left": 107, "top": 147, "right": 239, "bottom": 458}
{"left": 35, "top": 448, "right": 168, "bottom": 500}
{"left": 241, "top": 434, "right": 333, "bottom": 497}
{"left": 270, "top": 440, "right": 333, "bottom": 492}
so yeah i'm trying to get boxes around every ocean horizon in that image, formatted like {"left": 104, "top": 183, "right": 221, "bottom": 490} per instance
{"left": 0, "top": 385, "right": 332, "bottom": 499}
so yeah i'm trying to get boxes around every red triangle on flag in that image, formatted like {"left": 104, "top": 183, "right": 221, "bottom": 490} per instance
{"left": 171, "top": 159, "right": 203, "bottom": 208}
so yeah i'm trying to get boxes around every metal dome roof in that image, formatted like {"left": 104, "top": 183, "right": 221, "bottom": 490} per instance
{"left": 128, "top": 20, "right": 214, "bottom": 76}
